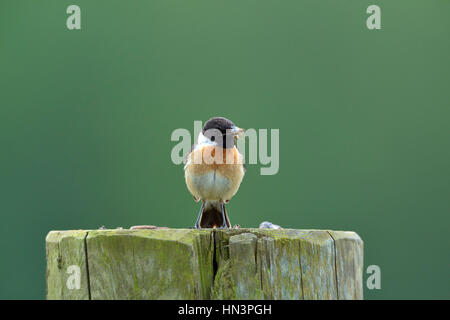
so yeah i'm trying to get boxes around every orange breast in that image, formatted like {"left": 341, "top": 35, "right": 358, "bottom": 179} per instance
{"left": 189, "top": 145, "right": 243, "bottom": 172}
{"left": 184, "top": 145, "right": 245, "bottom": 201}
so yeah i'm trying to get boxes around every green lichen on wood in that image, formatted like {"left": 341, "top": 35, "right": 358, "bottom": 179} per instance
{"left": 298, "top": 230, "right": 337, "bottom": 300}
{"left": 46, "top": 232, "right": 63, "bottom": 299}
{"left": 214, "top": 233, "right": 263, "bottom": 299}
{"left": 86, "top": 229, "right": 213, "bottom": 299}
{"left": 257, "top": 234, "right": 303, "bottom": 299}
{"left": 212, "top": 229, "right": 332, "bottom": 300}
{"left": 192, "top": 229, "right": 215, "bottom": 298}
{"left": 46, "top": 228, "right": 363, "bottom": 300}
{"left": 328, "top": 231, "right": 364, "bottom": 300}
{"left": 46, "top": 230, "right": 89, "bottom": 300}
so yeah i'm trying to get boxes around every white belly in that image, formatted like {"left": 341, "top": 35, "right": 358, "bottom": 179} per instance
{"left": 188, "top": 171, "right": 232, "bottom": 201}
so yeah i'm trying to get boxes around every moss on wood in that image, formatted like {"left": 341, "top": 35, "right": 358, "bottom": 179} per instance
{"left": 46, "top": 228, "right": 363, "bottom": 300}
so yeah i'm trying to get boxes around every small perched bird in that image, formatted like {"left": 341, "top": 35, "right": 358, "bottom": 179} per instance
{"left": 184, "top": 117, "right": 245, "bottom": 228}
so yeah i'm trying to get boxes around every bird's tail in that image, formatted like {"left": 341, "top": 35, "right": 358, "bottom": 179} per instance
{"left": 199, "top": 201, "right": 230, "bottom": 228}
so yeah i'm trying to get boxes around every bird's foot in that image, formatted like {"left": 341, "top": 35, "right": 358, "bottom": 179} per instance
{"left": 217, "top": 222, "right": 232, "bottom": 229}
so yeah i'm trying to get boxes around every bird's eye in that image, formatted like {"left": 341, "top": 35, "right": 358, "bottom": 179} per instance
{"left": 211, "top": 136, "right": 215, "bottom": 141}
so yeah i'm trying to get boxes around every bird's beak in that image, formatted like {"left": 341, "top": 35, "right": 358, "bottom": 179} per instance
{"left": 232, "top": 126, "right": 245, "bottom": 139}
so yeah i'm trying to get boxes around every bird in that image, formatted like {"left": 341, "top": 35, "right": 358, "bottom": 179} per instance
{"left": 184, "top": 117, "right": 245, "bottom": 229}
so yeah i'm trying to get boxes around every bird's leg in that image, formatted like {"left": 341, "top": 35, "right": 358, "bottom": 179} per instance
{"left": 219, "top": 202, "right": 231, "bottom": 229}
{"left": 195, "top": 201, "right": 205, "bottom": 229}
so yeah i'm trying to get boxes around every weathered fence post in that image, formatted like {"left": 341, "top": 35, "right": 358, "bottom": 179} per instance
{"left": 46, "top": 228, "right": 363, "bottom": 300}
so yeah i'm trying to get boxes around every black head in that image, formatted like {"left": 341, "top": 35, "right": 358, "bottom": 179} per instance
{"left": 202, "top": 117, "right": 236, "bottom": 135}
{"left": 202, "top": 117, "right": 238, "bottom": 149}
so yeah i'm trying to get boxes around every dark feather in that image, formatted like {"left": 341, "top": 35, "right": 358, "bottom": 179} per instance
{"left": 199, "top": 201, "right": 230, "bottom": 228}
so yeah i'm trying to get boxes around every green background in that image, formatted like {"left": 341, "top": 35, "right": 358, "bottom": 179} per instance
{"left": 1, "top": 0, "right": 449, "bottom": 299}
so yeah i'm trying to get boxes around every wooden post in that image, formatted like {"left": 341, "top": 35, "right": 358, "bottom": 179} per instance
{"left": 46, "top": 228, "right": 363, "bottom": 300}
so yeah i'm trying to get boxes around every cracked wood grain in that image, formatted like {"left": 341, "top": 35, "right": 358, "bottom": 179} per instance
{"left": 46, "top": 228, "right": 363, "bottom": 300}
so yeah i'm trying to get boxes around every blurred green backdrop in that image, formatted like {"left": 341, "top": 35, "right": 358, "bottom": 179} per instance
{"left": 1, "top": 0, "right": 449, "bottom": 299}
